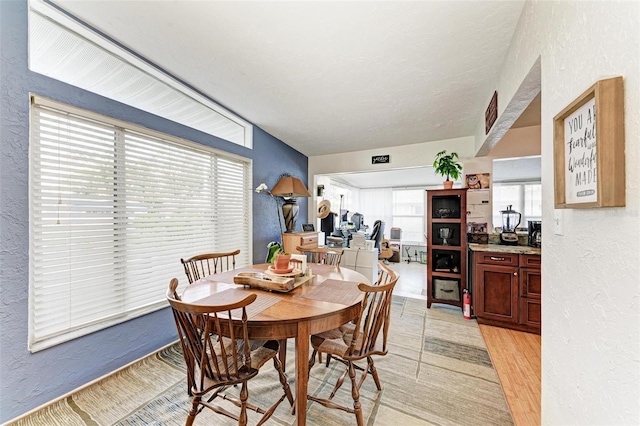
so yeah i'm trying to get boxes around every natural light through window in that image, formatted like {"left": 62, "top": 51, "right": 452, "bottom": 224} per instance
{"left": 392, "top": 189, "right": 425, "bottom": 243}
{"left": 29, "top": 96, "right": 251, "bottom": 352}
{"left": 492, "top": 182, "right": 542, "bottom": 230}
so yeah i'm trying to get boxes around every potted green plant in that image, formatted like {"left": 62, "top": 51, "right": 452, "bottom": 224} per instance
{"left": 433, "top": 150, "right": 463, "bottom": 189}
{"left": 266, "top": 241, "right": 284, "bottom": 263}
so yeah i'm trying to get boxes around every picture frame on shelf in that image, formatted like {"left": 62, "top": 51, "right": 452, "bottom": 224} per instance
{"left": 467, "top": 222, "right": 487, "bottom": 234}
{"left": 301, "top": 223, "right": 315, "bottom": 232}
{"left": 553, "top": 76, "right": 625, "bottom": 209}
{"left": 465, "top": 173, "right": 490, "bottom": 189}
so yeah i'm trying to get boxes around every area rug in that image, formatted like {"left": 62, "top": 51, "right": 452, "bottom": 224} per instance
{"left": 10, "top": 297, "right": 513, "bottom": 425}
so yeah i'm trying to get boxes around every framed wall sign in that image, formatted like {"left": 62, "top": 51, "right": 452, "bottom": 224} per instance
{"left": 372, "top": 155, "right": 390, "bottom": 164}
{"left": 553, "top": 76, "right": 625, "bottom": 208}
{"left": 485, "top": 91, "right": 498, "bottom": 134}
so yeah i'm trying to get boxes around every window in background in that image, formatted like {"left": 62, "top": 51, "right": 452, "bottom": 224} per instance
{"left": 29, "top": 96, "right": 251, "bottom": 352}
{"left": 392, "top": 189, "right": 425, "bottom": 243}
{"left": 359, "top": 188, "right": 393, "bottom": 234}
{"left": 492, "top": 182, "right": 542, "bottom": 230}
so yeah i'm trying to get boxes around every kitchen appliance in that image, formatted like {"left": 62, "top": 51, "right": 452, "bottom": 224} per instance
{"left": 528, "top": 220, "right": 542, "bottom": 248}
{"left": 499, "top": 205, "right": 521, "bottom": 245}
{"left": 439, "top": 227, "right": 452, "bottom": 245}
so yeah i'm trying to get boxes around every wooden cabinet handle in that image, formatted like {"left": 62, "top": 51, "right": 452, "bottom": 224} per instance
{"left": 490, "top": 256, "right": 505, "bottom": 261}
{"left": 514, "top": 272, "right": 518, "bottom": 276}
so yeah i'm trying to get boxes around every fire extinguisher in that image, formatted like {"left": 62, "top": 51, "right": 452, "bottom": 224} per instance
{"left": 463, "top": 289, "right": 471, "bottom": 320}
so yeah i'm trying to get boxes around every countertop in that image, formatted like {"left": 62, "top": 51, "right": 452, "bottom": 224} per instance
{"left": 468, "top": 243, "right": 541, "bottom": 255}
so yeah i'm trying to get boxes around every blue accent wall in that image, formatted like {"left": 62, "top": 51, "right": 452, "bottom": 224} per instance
{"left": 0, "top": 1, "right": 307, "bottom": 421}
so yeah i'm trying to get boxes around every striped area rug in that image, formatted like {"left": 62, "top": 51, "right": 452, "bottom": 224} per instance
{"left": 11, "top": 297, "right": 512, "bottom": 425}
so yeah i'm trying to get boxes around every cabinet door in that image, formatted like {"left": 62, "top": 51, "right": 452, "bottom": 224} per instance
{"left": 520, "top": 268, "right": 541, "bottom": 299}
{"left": 475, "top": 264, "right": 519, "bottom": 323}
{"left": 519, "top": 298, "right": 541, "bottom": 329}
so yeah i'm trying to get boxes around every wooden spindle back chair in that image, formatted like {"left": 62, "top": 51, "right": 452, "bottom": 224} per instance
{"left": 181, "top": 249, "right": 240, "bottom": 284}
{"left": 296, "top": 246, "right": 344, "bottom": 266}
{"left": 375, "top": 261, "right": 396, "bottom": 286}
{"left": 166, "top": 278, "right": 293, "bottom": 425}
{"left": 307, "top": 273, "right": 398, "bottom": 426}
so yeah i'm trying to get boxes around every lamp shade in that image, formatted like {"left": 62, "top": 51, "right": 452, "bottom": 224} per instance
{"left": 270, "top": 176, "right": 311, "bottom": 198}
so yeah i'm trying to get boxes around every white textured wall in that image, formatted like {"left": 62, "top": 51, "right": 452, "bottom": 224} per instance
{"left": 480, "top": 1, "right": 640, "bottom": 423}
{"left": 309, "top": 135, "right": 475, "bottom": 176}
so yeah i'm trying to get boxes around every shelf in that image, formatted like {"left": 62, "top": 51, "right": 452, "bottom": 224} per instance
{"left": 431, "top": 218, "right": 463, "bottom": 224}
{"left": 431, "top": 271, "right": 462, "bottom": 279}
{"left": 427, "top": 188, "right": 468, "bottom": 310}
{"left": 431, "top": 245, "right": 462, "bottom": 251}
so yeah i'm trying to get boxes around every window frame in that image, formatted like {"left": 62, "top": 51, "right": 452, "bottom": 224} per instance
{"left": 492, "top": 180, "right": 542, "bottom": 230}
{"left": 391, "top": 188, "right": 427, "bottom": 244}
{"left": 29, "top": 95, "right": 252, "bottom": 352}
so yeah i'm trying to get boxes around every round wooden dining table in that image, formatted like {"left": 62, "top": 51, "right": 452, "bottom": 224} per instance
{"left": 180, "top": 263, "right": 370, "bottom": 426}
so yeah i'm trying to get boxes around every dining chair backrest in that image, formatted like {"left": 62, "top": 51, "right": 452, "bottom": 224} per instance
{"left": 296, "top": 246, "right": 344, "bottom": 266}
{"left": 375, "top": 261, "right": 397, "bottom": 286}
{"left": 348, "top": 276, "right": 398, "bottom": 360}
{"left": 166, "top": 278, "right": 257, "bottom": 390}
{"left": 181, "top": 249, "right": 240, "bottom": 284}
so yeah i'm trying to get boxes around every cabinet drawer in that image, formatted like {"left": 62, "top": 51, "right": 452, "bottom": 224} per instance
{"left": 476, "top": 252, "right": 518, "bottom": 267}
{"left": 520, "top": 254, "right": 541, "bottom": 269}
{"left": 300, "top": 235, "right": 317, "bottom": 246}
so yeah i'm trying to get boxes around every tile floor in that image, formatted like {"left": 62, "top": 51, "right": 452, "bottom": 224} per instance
{"left": 383, "top": 258, "right": 427, "bottom": 300}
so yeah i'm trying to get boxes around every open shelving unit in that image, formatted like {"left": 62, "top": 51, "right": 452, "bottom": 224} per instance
{"left": 426, "top": 188, "right": 468, "bottom": 310}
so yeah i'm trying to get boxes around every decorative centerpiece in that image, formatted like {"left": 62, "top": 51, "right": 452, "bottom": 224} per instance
{"left": 433, "top": 150, "right": 463, "bottom": 189}
{"left": 270, "top": 252, "right": 292, "bottom": 274}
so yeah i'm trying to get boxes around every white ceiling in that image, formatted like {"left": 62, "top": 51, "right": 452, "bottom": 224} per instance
{"left": 53, "top": 0, "right": 526, "bottom": 157}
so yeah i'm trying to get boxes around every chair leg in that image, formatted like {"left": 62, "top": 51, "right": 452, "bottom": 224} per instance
{"left": 186, "top": 396, "right": 200, "bottom": 426}
{"left": 239, "top": 381, "right": 248, "bottom": 426}
{"left": 278, "top": 339, "right": 287, "bottom": 372}
{"left": 308, "top": 348, "right": 318, "bottom": 372}
{"left": 348, "top": 362, "right": 364, "bottom": 426}
{"left": 273, "top": 355, "right": 294, "bottom": 406}
{"left": 329, "top": 368, "right": 348, "bottom": 399}
{"left": 367, "top": 356, "right": 382, "bottom": 391}
{"left": 325, "top": 354, "right": 333, "bottom": 367}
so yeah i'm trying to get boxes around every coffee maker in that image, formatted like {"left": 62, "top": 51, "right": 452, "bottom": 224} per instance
{"left": 499, "top": 205, "right": 521, "bottom": 245}
{"left": 528, "top": 221, "right": 542, "bottom": 248}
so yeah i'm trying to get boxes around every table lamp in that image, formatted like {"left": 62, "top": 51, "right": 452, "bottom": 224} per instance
{"left": 270, "top": 176, "right": 311, "bottom": 233}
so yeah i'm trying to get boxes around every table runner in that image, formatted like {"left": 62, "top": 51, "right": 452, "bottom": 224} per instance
{"left": 195, "top": 288, "right": 281, "bottom": 319}
{"left": 301, "top": 279, "right": 361, "bottom": 305}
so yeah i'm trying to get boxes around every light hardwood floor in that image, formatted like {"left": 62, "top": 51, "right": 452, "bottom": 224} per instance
{"left": 480, "top": 325, "right": 542, "bottom": 426}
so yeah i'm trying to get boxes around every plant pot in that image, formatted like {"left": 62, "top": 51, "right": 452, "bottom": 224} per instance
{"left": 443, "top": 180, "right": 454, "bottom": 189}
{"left": 274, "top": 253, "right": 291, "bottom": 270}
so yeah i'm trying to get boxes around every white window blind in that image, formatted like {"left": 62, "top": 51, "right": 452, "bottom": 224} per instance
{"left": 392, "top": 189, "right": 425, "bottom": 243}
{"left": 29, "top": 96, "right": 251, "bottom": 352}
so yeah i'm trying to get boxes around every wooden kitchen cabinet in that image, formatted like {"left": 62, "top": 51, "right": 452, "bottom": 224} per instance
{"left": 472, "top": 249, "right": 541, "bottom": 334}
{"left": 474, "top": 258, "right": 519, "bottom": 324}
{"left": 519, "top": 256, "right": 541, "bottom": 330}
